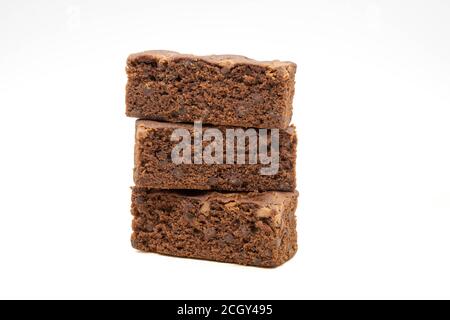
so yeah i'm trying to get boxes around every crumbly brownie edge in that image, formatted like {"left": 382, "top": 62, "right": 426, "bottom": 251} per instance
{"left": 127, "top": 50, "right": 297, "bottom": 72}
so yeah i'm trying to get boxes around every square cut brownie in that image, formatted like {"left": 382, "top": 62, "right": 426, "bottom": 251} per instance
{"left": 126, "top": 50, "right": 296, "bottom": 129}
{"left": 131, "top": 188, "right": 298, "bottom": 267}
{"left": 134, "top": 120, "right": 297, "bottom": 192}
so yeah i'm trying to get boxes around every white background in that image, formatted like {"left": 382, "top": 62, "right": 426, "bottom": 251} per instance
{"left": 0, "top": 0, "right": 449, "bottom": 300}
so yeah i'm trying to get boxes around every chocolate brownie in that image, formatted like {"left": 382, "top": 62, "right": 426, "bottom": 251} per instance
{"left": 126, "top": 50, "right": 296, "bottom": 129}
{"left": 131, "top": 188, "right": 298, "bottom": 267}
{"left": 134, "top": 120, "right": 297, "bottom": 192}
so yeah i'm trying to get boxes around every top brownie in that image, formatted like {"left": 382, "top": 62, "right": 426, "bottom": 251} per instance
{"left": 126, "top": 50, "right": 296, "bottom": 129}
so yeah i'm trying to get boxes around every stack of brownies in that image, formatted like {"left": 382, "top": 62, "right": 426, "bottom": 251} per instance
{"left": 125, "top": 50, "right": 298, "bottom": 267}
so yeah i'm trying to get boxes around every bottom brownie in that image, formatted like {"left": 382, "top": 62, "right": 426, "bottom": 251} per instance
{"left": 131, "top": 188, "right": 298, "bottom": 267}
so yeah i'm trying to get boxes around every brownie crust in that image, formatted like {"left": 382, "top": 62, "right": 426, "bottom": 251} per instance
{"left": 134, "top": 120, "right": 297, "bottom": 192}
{"left": 126, "top": 50, "right": 296, "bottom": 129}
{"left": 131, "top": 188, "right": 298, "bottom": 267}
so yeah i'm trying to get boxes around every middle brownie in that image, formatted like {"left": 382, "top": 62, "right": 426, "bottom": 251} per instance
{"left": 134, "top": 120, "right": 297, "bottom": 192}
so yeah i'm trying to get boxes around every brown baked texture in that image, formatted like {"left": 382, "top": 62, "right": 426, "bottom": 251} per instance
{"left": 126, "top": 50, "right": 296, "bottom": 129}
{"left": 131, "top": 188, "right": 298, "bottom": 267}
{"left": 134, "top": 120, "right": 297, "bottom": 192}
